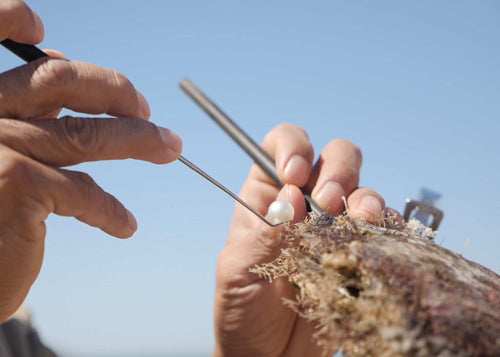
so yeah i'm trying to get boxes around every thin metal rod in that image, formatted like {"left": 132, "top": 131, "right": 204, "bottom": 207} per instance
{"left": 177, "top": 155, "right": 285, "bottom": 227}
{"left": 180, "top": 79, "right": 324, "bottom": 217}
{"left": 0, "top": 41, "right": 322, "bottom": 220}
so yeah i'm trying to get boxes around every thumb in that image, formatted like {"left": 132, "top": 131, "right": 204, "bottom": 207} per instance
{"left": 221, "top": 185, "right": 307, "bottom": 285}
{"left": 0, "top": 1, "right": 44, "bottom": 44}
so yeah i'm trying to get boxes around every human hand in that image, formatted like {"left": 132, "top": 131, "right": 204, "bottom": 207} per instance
{"left": 213, "top": 124, "right": 391, "bottom": 356}
{"left": 0, "top": 0, "right": 182, "bottom": 322}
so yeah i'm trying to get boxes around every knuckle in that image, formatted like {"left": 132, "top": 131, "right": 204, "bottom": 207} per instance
{"left": 31, "top": 58, "right": 75, "bottom": 90}
{"left": 0, "top": 149, "right": 34, "bottom": 188}
{"left": 0, "top": 0, "right": 23, "bottom": 19}
{"left": 0, "top": 119, "right": 12, "bottom": 139}
{"left": 216, "top": 249, "right": 246, "bottom": 290}
{"left": 70, "top": 170, "right": 126, "bottom": 232}
{"left": 330, "top": 138, "right": 363, "bottom": 160}
{"left": 59, "top": 116, "right": 100, "bottom": 156}
{"left": 72, "top": 170, "right": 96, "bottom": 188}
{"left": 72, "top": 171, "right": 122, "bottom": 219}
{"left": 270, "top": 123, "right": 308, "bottom": 139}
{"left": 72, "top": 170, "right": 100, "bottom": 201}
{"left": 123, "top": 116, "right": 148, "bottom": 133}
{"left": 111, "top": 70, "right": 136, "bottom": 96}
{"left": 331, "top": 167, "right": 359, "bottom": 187}
{"left": 103, "top": 193, "right": 123, "bottom": 219}
{"left": 0, "top": 0, "right": 19, "bottom": 18}
{"left": 0, "top": 119, "right": 34, "bottom": 145}
{"left": 263, "top": 123, "right": 310, "bottom": 152}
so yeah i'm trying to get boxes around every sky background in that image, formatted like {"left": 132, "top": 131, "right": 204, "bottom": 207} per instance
{"left": 1, "top": 1, "right": 499, "bottom": 356}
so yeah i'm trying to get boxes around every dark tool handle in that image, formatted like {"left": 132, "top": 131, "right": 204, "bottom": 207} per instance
{"left": 1, "top": 39, "right": 48, "bottom": 62}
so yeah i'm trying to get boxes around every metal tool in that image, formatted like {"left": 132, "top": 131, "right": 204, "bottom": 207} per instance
{"left": 1, "top": 39, "right": 291, "bottom": 227}
{"left": 179, "top": 79, "right": 324, "bottom": 217}
{"left": 404, "top": 188, "right": 444, "bottom": 232}
{"left": 178, "top": 155, "right": 287, "bottom": 226}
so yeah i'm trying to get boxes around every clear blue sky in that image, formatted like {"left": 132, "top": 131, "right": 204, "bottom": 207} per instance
{"left": 1, "top": 1, "right": 499, "bottom": 355}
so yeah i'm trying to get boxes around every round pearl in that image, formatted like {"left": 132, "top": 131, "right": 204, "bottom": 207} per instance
{"left": 267, "top": 200, "right": 295, "bottom": 224}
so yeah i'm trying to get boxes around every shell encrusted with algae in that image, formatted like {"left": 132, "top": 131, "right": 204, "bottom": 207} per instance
{"left": 251, "top": 213, "right": 500, "bottom": 357}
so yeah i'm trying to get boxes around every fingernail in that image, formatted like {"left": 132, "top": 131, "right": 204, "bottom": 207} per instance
{"left": 158, "top": 127, "right": 183, "bottom": 156}
{"left": 126, "top": 210, "right": 138, "bottom": 233}
{"left": 136, "top": 91, "right": 151, "bottom": 119}
{"left": 357, "top": 195, "right": 383, "bottom": 217}
{"left": 283, "top": 155, "right": 309, "bottom": 185}
{"left": 312, "top": 181, "right": 344, "bottom": 211}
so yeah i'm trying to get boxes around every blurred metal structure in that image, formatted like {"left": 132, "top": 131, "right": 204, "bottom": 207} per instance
{"left": 404, "top": 188, "right": 444, "bottom": 232}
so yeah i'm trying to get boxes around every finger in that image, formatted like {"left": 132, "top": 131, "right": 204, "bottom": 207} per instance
{"left": 54, "top": 169, "right": 137, "bottom": 238}
{"left": 228, "top": 124, "right": 313, "bottom": 232}
{"left": 385, "top": 208, "right": 405, "bottom": 226}
{"left": 227, "top": 185, "right": 307, "bottom": 250}
{"left": 346, "top": 187, "right": 386, "bottom": 222}
{"left": 0, "top": 0, "right": 44, "bottom": 44}
{"left": 0, "top": 147, "right": 136, "bottom": 238}
{"left": 0, "top": 116, "right": 183, "bottom": 166}
{"left": 226, "top": 185, "right": 307, "bottom": 273}
{"left": 307, "top": 139, "right": 363, "bottom": 215}
{"left": 260, "top": 123, "right": 314, "bottom": 187}
{"left": 42, "top": 49, "right": 66, "bottom": 59}
{"left": 0, "top": 58, "right": 150, "bottom": 120}
{"left": 37, "top": 50, "right": 68, "bottom": 119}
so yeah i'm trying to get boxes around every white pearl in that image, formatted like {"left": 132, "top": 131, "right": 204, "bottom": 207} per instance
{"left": 267, "top": 200, "right": 295, "bottom": 224}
